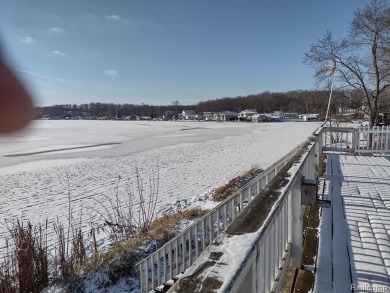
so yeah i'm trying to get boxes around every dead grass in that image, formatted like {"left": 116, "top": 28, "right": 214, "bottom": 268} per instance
{"left": 0, "top": 206, "right": 208, "bottom": 291}
{"left": 0, "top": 267, "right": 15, "bottom": 293}
{"left": 79, "top": 207, "right": 209, "bottom": 276}
{"left": 1, "top": 220, "right": 49, "bottom": 293}
{"left": 212, "top": 167, "right": 263, "bottom": 202}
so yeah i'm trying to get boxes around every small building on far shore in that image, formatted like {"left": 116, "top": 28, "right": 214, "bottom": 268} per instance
{"left": 215, "top": 111, "right": 238, "bottom": 121}
{"left": 238, "top": 109, "right": 258, "bottom": 121}
{"left": 283, "top": 112, "right": 300, "bottom": 121}
{"left": 163, "top": 111, "right": 175, "bottom": 120}
{"left": 300, "top": 114, "right": 319, "bottom": 121}
{"left": 181, "top": 110, "right": 197, "bottom": 120}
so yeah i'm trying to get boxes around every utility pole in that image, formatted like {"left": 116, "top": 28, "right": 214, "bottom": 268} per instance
{"left": 325, "top": 65, "right": 337, "bottom": 127}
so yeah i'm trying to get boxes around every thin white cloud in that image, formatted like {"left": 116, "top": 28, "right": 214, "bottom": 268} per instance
{"left": 105, "top": 15, "right": 121, "bottom": 21}
{"left": 49, "top": 27, "right": 63, "bottom": 33}
{"left": 17, "top": 69, "right": 70, "bottom": 83}
{"left": 20, "top": 36, "right": 36, "bottom": 45}
{"left": 101, "top": 69, "right": 118, "bottom": 80}
{"left": 52, "top": 50, "right": 67, "bottom": 57}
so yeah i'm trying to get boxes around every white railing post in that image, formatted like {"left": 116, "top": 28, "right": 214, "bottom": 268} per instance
{"left": 188, "top": 229, "right": 192, "bottom": 266}
{"left": 272, "top": 219, "right": 278, "bottom": 284}
{"left": 256, "top": 238, "right": 266, "bottom": 292}
{"left": 289, "top": 177, "right": 303, "bottom": 268}
{"left": 353, "top": 128, "right": 358, "bottom": 151}
{"left": 265, "top": 230, "right": 271, "bottom": 292}
{"left": 195, "top": 224, "right": 199, "bottom": 259}
{"left": 315, "top": 138, "right": 321, "bottom": 172}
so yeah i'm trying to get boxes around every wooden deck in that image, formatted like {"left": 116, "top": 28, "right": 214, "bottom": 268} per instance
{"left": 314, "top": 154, "right": 390, "bottom": 292}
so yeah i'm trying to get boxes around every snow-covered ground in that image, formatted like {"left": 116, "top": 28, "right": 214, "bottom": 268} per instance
{"left": 0, "top": 120, "right": 320, "bottom": 258}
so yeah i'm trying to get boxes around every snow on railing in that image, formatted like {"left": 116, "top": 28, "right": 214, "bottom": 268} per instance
{"left": 319, "top": 126, "right": 390, "bottom": 153}
{"left": 137, "top": 139, "right": 310, "bottom": 293}
{"left": 224, "top": 141, "right": 317, "bottom": 293}
{"left": 319, "top": 127, "right": 358, "bottom": 152}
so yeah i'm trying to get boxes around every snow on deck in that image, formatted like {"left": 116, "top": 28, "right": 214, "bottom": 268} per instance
{"left": 315, "top": 154, "right": 390, "bottom": 292}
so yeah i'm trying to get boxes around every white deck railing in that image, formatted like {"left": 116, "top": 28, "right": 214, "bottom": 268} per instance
{"left": 357, "top": 126, "right": 390, "bottom": 152}
{"left": 137, "top": 139, "right": 310, "bottom": 292}
{"left": 225, "top": 141, "right": 317, "bottom": 293}
{"left": 319, "top": 127, "right": 358, "bottom": 152}
{"left": 319, "top": 126, "right": 390, "bottom": 153}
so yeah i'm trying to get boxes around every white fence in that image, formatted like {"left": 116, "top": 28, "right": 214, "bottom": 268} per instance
{"left": 319, "top": 126, "right": 390, "bottom": 153}
{"left": 319, "top": 127, "right": 358, "bottom": 152}
{"left": 225, "top": 142, "right": 317, "bottom": 293}
{"left": 137, "top": 140, "right": 310, "bottom": 292}
{"left": 357, "top": 126, "right": 390, "bottom": 152}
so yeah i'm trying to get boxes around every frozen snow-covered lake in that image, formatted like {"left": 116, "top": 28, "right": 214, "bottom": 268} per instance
{"left": 0, "top": 120, "right": 321, "bottom": 256}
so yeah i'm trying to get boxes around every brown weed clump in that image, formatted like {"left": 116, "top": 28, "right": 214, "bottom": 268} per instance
{"left": 80, "top": 207, "right": 208, "bottom": 276}
{"left": 2, "top": 220, "right": 49, "bottom": 293}
{"left": 212, "top": 167, "right": 263, "bottom": 202}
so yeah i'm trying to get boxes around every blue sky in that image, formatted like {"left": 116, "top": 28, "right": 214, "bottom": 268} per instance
{"left": 1, "top": 0, "right": 368, "bottom": 106}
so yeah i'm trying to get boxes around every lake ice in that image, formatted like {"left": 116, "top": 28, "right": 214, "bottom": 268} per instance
{"left": 0, "top": 120, "right": 321, "bottom": 256}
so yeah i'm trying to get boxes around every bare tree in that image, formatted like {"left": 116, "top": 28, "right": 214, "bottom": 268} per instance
{"left": 304, "top": 0, "right": 390, "bottom": 126}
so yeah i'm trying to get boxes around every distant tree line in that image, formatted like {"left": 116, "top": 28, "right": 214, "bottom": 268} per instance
{"left": 36, "top": 102, "right": 195, "bottom": 120}
{"left": 195, "top": 90, "right": 334, "bottom": 115}
{"left": 36, "top": 89, "right": 388, "bottom": 120}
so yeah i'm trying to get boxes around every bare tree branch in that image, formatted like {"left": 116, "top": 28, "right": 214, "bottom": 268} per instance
{"left": 303, "top": 0, "right": 390, "bottom": 126}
